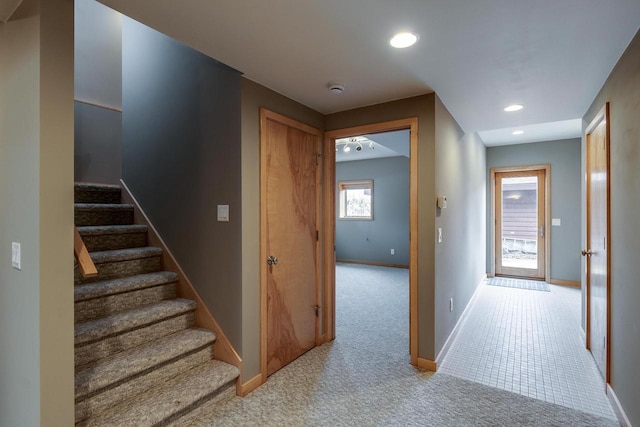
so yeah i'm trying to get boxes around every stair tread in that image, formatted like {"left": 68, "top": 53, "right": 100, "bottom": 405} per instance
{"left": 77, "top": 225, "right": 147, "bottom": 235}
{"left": 75, "top": 272, "right": 178, "bottom": 302}
{"left": 75, "top": 203, "right": 133, "bottom": 210}
{"left": 75, "top": 182, "right": 122, "bottom": 191}
{"left": 75, "top": 299, "right": 197, "bottom": 345}
{"left": 75, "top": 328, "right": 216, "bottom": 400}
{"left": 88, "top": 246, "right": 162, "bottom": 263}
{"left": 83, "top": 360, "right": 238, "bottom": 427}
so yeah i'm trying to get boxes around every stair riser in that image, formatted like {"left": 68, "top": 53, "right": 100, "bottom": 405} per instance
{"left": 76, "top": 347, "right": 213, "bottom": 424}
{"left": 75, "top": 209, "right": 134, "bottom": 226}
{"left": 75, "top": 313, "right": 194, "bottom": 368}
{"left": 75, "top": 256, "right": 161, "bottom": 285}
{"left": 166, "top": 382, "right": 236, "bottom": 427}
{"left": 75, "top": 189, "right": 121, "bottom": 204}
{"left": 75, "top": 284, "right": 176, "bottom": 323}
{"left": 81, "top": 232, "right": 148, "bottom": 252}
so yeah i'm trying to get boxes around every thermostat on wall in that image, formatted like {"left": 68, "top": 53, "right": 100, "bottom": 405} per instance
{"left": 437, "top": 195, "right": 448, "bottom": 209}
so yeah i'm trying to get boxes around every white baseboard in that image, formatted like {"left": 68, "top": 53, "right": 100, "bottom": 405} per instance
{"left": 436, "top": 274, "right": 487, "bottom": 365}
{"left": 607, "top": 384, "right": 632, "bottom": 427}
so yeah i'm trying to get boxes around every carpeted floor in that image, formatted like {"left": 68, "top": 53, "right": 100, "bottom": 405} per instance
{"left": 190, "top": 263, "right": 617, "bottom": 426}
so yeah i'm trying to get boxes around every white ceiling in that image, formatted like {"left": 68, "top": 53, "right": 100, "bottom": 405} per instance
{"left": 100, "top": 0, "right": 640, "bottom": 145}
{"left": 336, "top": 130, "right": 409, "bottom": 163}
{"left": 479, "top": 119, "right": 583, "bottom": 147}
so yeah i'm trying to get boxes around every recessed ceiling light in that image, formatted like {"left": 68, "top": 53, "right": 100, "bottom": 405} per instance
{"left": 504, "top": 104, "right": 524, "bottom": 112}
{"left": 390, "top": 32, "right": 419, "bottom": 48}
{"left": 512, "top": 130, "right": 525, "bottom": 135}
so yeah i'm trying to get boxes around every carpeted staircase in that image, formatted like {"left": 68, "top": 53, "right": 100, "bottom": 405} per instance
{"left": 74, "top": 182, "right": 239, "bottom": 426}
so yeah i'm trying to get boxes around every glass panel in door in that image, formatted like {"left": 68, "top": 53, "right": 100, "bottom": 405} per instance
{"left": 495, "top": 170, "right": 545, "bottom": 279}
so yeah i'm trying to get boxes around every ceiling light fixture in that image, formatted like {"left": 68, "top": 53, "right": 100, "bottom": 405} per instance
{"left": 336, "top": 136, "right": 376, "bottom": 154}
{"left": 512, "top": 130, "right": 525, "bottom": 135}
{"left": 390, "top": 32, "right": 419, "bottom": 48}
{"left": 504, "top": 104, "right": 524, "bottom": 112}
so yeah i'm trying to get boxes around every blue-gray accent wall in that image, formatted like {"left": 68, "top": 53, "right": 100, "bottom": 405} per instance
{"left": 336, "top": 156, "right": 410, "bottom": 266}
{"left": 122, "top": 18, "right": 243, "bottom": 351}
{"left": 74, "top": 0, "right": 122, "bottom": 185}
{"left": 486, "top": 139, "right": 582, "bottom": 282}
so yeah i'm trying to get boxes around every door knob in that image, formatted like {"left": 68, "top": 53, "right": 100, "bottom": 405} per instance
{"left": 267, "top": 256, "right": 279, "bottom": 266}
{"left": 581, "top": 249, "right": 594, "bottom": 256}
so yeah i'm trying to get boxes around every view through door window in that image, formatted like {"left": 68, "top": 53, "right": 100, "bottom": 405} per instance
{"left": 501, "top": 176, "right": 538, "bottom": 270}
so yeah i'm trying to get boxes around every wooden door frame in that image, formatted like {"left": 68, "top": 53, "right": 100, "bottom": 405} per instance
{"left": 584, "top": 102, "right": 611, "bottom": 382}
{"left": 490, "top": 164, "right": 551, "bottom": 282}
{"left": 259, "top": 108, "right": 323, "bottom": 382}
{"left": 323, "top": 117, "right": 419, "bottom": 366}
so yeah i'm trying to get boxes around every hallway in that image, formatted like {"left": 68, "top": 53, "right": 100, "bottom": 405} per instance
{"left": 189, "top": 265, "right": 617, "bottom": 426}
{"left": 439, "top": 280, "right": 616, "bottom": 420}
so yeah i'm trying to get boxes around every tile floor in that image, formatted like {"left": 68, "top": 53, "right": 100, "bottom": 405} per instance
{"left": 439, "top": 280, "right": 617, "bottom": 420}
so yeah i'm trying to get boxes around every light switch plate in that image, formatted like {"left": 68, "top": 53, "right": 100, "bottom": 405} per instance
{"left": 12, "top": 242, "right": 21, "bottom": 270}
{"left": 217, "top": 205, "right": 229, "bottom": 222}
{"left": 437, "top": 228, "right": 443, "bottom": 243}
{"left": 552, "top": 218, "right": 561, "bottom": 226}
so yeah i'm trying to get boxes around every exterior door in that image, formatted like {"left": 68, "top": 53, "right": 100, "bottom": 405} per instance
{"left": 584, "top": 103, "right": 610, "bottom": 383}
{"left": 495, "top": 169, "right": 546, "bottom": 279}
{"left": 261, "top": 109, "right": 321, "bottom": 377}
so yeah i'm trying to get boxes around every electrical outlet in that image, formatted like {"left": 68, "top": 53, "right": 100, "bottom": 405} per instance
{"left": 390, "top": 249, "right": 395, "bottom": 255}
{"left": 449, "top": 298, "right": 454, "bottom": 312}
{"left": 12, "top": 242, "right": 21, "bottom": 270}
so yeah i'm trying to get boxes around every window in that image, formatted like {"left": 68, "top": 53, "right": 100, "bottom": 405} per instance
{"left": 338, "top": 180, "right": 373, "bottom": 220}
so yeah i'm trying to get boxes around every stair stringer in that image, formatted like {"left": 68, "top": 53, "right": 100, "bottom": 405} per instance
{"left": 119, "top": 179, "right": 243, "bottom": 395}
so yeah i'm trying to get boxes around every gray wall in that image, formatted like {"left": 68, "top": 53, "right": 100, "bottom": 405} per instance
{"left": 122, "top": 18, "right": 243, "bottom": 351}
{"left": 434, "top": 96, "right": 487, "bottom": 358}
{"left": 0, "top": 1, "right": 75, "bottom": 424}
{"left": 0, "top": 15, "right": 41, "bottom": 427}
{"left": 75, "top": 102, "right": 122, "bottom": 184}
{"left": 74, "top": 0, "right": 122, "bottom": 184}
{"left": 486, "top": 139, "right": 582, "bottom": 282}
{"left": 240, "top": 78, "right": 325, "bottom": 380}
{"left": 583, "top": 29, "right": 640, "bottom": 426}
{"left": 336, "top": 157, "right": 410, "bottom": 266}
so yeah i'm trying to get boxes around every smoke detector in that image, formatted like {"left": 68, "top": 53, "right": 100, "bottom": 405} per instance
{"left": 328, "top": 82, "right": 345, "bottom": 94}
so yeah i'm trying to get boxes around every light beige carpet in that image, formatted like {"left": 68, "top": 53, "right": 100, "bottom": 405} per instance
{"left": 189, "top": 263, "right": 617, "bottom": 426}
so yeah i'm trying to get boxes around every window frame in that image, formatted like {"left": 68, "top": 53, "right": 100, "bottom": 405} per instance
{"left": 338, "top": 179, "right": 374, "bottom": 220}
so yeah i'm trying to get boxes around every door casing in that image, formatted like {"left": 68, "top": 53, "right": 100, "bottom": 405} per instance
{"left": 584, "top": 103, "right": 611, "bottom": 384}
{"left": 490, "top": 165, "right": 551, "bottom": 282}
{"left": 260, "top": 108, "right": 322, "bottom": 381}
{"left": 324, "top": 118, "right": 419, "bottom": 366}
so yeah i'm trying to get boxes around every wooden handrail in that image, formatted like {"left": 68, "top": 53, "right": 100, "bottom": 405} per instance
{"left": 74, "top": 227, "right": 98, "bottom": 278}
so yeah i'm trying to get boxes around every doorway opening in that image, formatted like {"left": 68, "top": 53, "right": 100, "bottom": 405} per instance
{"left": 491, "top": 165, "right": 550, "bottom": 281}
{"left": 333, "top": 130, "right": 410, "bottom": 357}
{"left": 324, "top": 118, "right": 419, "bottom": 366}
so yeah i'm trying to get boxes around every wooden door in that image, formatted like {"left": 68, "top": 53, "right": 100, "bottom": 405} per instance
{"left": 495, "top": 169, "right": 546, "bottom": 279}
{"left": 584, "top": 103, "right": 610, "bottom": 383}
{"left": 261, "top": 109, "right": 321, "bottom": 377}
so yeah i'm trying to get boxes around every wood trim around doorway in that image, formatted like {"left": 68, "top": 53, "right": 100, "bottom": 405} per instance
{"left": 324, "top": 117, "right": 419, "bottom": 366}
{"left": 259, "top": 108, "right": 323, "bottom": 382}
{"left": 490, "top": 164, "right": 551, "bottom": 282}
{"left": 584, "top": 102, "right": 611, "bottom": 383}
